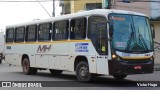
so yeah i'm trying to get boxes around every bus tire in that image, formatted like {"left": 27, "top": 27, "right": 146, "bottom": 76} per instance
{"left": 49, "top": 69, "right": 63, "bottom": 75}
{"left": 76, "top": 61, "right": 91, "bottom": 82}
{"left": 113, "top": 74, "right": 127, "bottom": 80}
{"left": 0, "top": 59, "right": 2, "bottom": 64}
{"left": 22, "top": 58, "right": 37, "bottom": 75}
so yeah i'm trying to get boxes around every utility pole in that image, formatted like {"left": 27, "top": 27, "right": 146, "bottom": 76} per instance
{"left": 107, "top": 0, "right": 112, "bottom": 9}
{"left": 52, "top": 0, "right": 55, "bottom": 17}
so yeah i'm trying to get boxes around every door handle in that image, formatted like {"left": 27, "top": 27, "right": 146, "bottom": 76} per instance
{"left": 99, "top": 57, "right": 103, "bottom": 58}
{"left": 97, "top": 56, "right": 107, "bottom": 59}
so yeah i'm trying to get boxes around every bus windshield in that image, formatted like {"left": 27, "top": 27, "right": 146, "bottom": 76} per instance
{"left": 109, "top": 14, "right": 153, "bottom": 52}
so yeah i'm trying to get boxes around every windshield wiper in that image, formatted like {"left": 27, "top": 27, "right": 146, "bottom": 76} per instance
{"left": 137, "top": 27, "right": 149, "bottom": 51}
{"left": 125, "top": 31, "right": 134, "bottom": 52}
{"left": 125, "top": 24, "right": 135, "bottom": 52}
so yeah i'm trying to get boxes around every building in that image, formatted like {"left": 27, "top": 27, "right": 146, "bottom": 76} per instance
{"left": 59, "top": 0, "right": 151, "bottom": 15}
{"left": 112, "top": 0, "right": 150, "bottom": 16}
{"left": 59, "top": 0, "right": 102, "bottom": 14}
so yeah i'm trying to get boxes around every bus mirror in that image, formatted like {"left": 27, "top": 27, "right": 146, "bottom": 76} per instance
{"left": 151, "top": 24, "right": 155, "bottom": 39}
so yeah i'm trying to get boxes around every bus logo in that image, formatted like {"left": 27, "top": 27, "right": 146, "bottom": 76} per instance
{"left": 37, "top": 45, "right": 51, "bottom": 53}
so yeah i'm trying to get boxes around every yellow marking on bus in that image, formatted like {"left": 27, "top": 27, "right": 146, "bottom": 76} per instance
{"left": 122, "top": 56, "right": 151, "bottom": 60}
{"left": 5, "top": 40, "right": 91, "bottom": 46}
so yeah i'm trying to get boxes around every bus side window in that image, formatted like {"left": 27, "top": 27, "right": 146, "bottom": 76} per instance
{"left": 53, "top": 20, "right": 69, "bottom": 40}
{"left": 26, "top": 25, "right": 37, "bottom": 42}
{"left": 15, "top": 27, "right": 25, "bottom": 42}
{"left": 6, "top": 28, "right": 14, "bottom": 43}
{"left": 70, "top": 19, "right": 75, "bottom": 39}
{"left": 38, "top": 23, "right": 52, "bottom": 41}
{"left": 70, "top": 18, "right": 86, "bottom": 40}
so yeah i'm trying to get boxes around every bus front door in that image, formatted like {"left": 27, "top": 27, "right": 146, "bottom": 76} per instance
{"left": 90, "top": 22, "right": 109, "bottom": 75}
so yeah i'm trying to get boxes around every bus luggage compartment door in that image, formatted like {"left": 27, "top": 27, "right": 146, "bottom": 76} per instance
{"left": 96, "top": 55, "right": 109, "bottom": 75}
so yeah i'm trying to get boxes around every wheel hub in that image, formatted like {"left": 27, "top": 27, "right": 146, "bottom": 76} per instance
{"left": 79, "top": 66, "right": 88, "bottom": 78}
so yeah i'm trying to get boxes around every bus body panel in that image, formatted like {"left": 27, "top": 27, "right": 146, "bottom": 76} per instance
{"left": 0, "top": 32, "right": 4, "bottom": 61}
{"left": 48, "top": 55, "right": 61, "bottom": 69}
{"left": 96, "top": 55, "right": 109, "bottom": 75}
{"left": 5, "top": 40, "right": 110, "bottom": 75}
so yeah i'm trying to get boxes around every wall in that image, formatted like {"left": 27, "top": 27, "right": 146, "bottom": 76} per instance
{"left": 63, "top": 0, "right": 101, "bottom": 14}
{"left": 113, "top": 0, "right": 150, "bottom": 16}
{"left": 151, "top": 21, "right": 160, "bottom": 64}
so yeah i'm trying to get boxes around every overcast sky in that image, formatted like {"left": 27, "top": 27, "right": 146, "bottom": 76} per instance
{"left": 0, "top": 1, "right": 61, "bottom": 31}
{"left": 1, "top": 0, "right": 160, "bottom": 32}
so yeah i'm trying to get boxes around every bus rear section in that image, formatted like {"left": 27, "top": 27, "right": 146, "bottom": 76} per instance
{"left": 0, "top": 32, "right": 4, "bottom": 64}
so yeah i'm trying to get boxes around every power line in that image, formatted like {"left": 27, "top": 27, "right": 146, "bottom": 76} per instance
{"left": 36, "top": 0, "right": 52, "bottom": 17}
{"left": 0, "top": 0, "right": 53, "bottom": 17}
{"left": 0, "top": 0, "right": 52, "bottom": 2}
{"left": 118, "top": 0, "right": 160, "bottom": 3}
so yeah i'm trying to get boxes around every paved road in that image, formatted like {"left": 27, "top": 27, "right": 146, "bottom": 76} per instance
{"left": 0, "top": 61, "right": 160, "bottom": 90}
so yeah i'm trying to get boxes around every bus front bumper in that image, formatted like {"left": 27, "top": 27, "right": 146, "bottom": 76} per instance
{"left": 108, "top": 60, "right": 154, "bottom": 75}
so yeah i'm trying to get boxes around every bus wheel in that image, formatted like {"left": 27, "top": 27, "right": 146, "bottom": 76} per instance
{"left": 0, "top": 59, "right": 2, "bottom": 64}
{"left": 22, "top": 58, "right": 37, "bottom": 75}
{"left": 49, "top": 69, "right": 63, "bottom": 75}
{"left": 76, "top": 61, "right": 91, "bottom": 82}
{"left": 113, "top": 74, "right": 127, "bottom": 80}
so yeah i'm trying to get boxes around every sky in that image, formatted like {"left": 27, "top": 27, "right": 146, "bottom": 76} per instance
{"left": 0, "top": 0, "right": 160, "bottom": 32}
{"left": 0, "top": 0, "right": 61, "bottom": 31}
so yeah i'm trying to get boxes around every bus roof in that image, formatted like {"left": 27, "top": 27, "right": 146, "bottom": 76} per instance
{"left": 6, "top": 9, "right": 147, "bottom": 28}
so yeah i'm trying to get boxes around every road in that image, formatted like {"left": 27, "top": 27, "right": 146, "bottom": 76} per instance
{"left": 0, "top": 61, "right": 160, "bottom": 90}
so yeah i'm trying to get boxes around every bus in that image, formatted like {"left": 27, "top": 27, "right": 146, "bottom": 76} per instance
{"left": 5, "top": 9, "right": 154, "bottom": 81}
{"left": 0, "top": 31, "right": 4, "bottom": 64}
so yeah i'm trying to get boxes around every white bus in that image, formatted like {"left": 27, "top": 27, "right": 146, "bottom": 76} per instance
{"left": 5, "top": 9, "right": 154, "bottom": 81}
{"left": 0, "top": 31, "right": 4, "bottom": 64}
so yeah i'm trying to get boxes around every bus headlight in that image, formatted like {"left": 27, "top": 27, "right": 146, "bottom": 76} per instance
{"left": 112, "top": 54, "right": 121, "bottom": 61}
{"left": 150, "top": 56, "right": 154, "bottom": 60}
{"left": 112, "top": 54, "right": 117, "bottom": 59}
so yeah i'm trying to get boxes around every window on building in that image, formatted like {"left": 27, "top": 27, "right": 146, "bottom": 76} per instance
{"left": 85, "top": 3, "right": 102, "bottom": 10}
{"left": 64, "top": 3, "right": 71, "bottom": 14}
{"left": 6, "top": 28, "right": 14, "bottom": 43}
{"left": 26, "top": 25, "right": 37, "bottom": 42}
{"left": 38, "top": 23, "right": 51, "bottom": 41}
{"left": 70, "top": 18, "right": 86, "bottom": 39}
{"left": 15, "top": 27, "right": 25, "bottom": 42}
{"left": 53, "top": 20, "right": 69, "bottom": 40}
